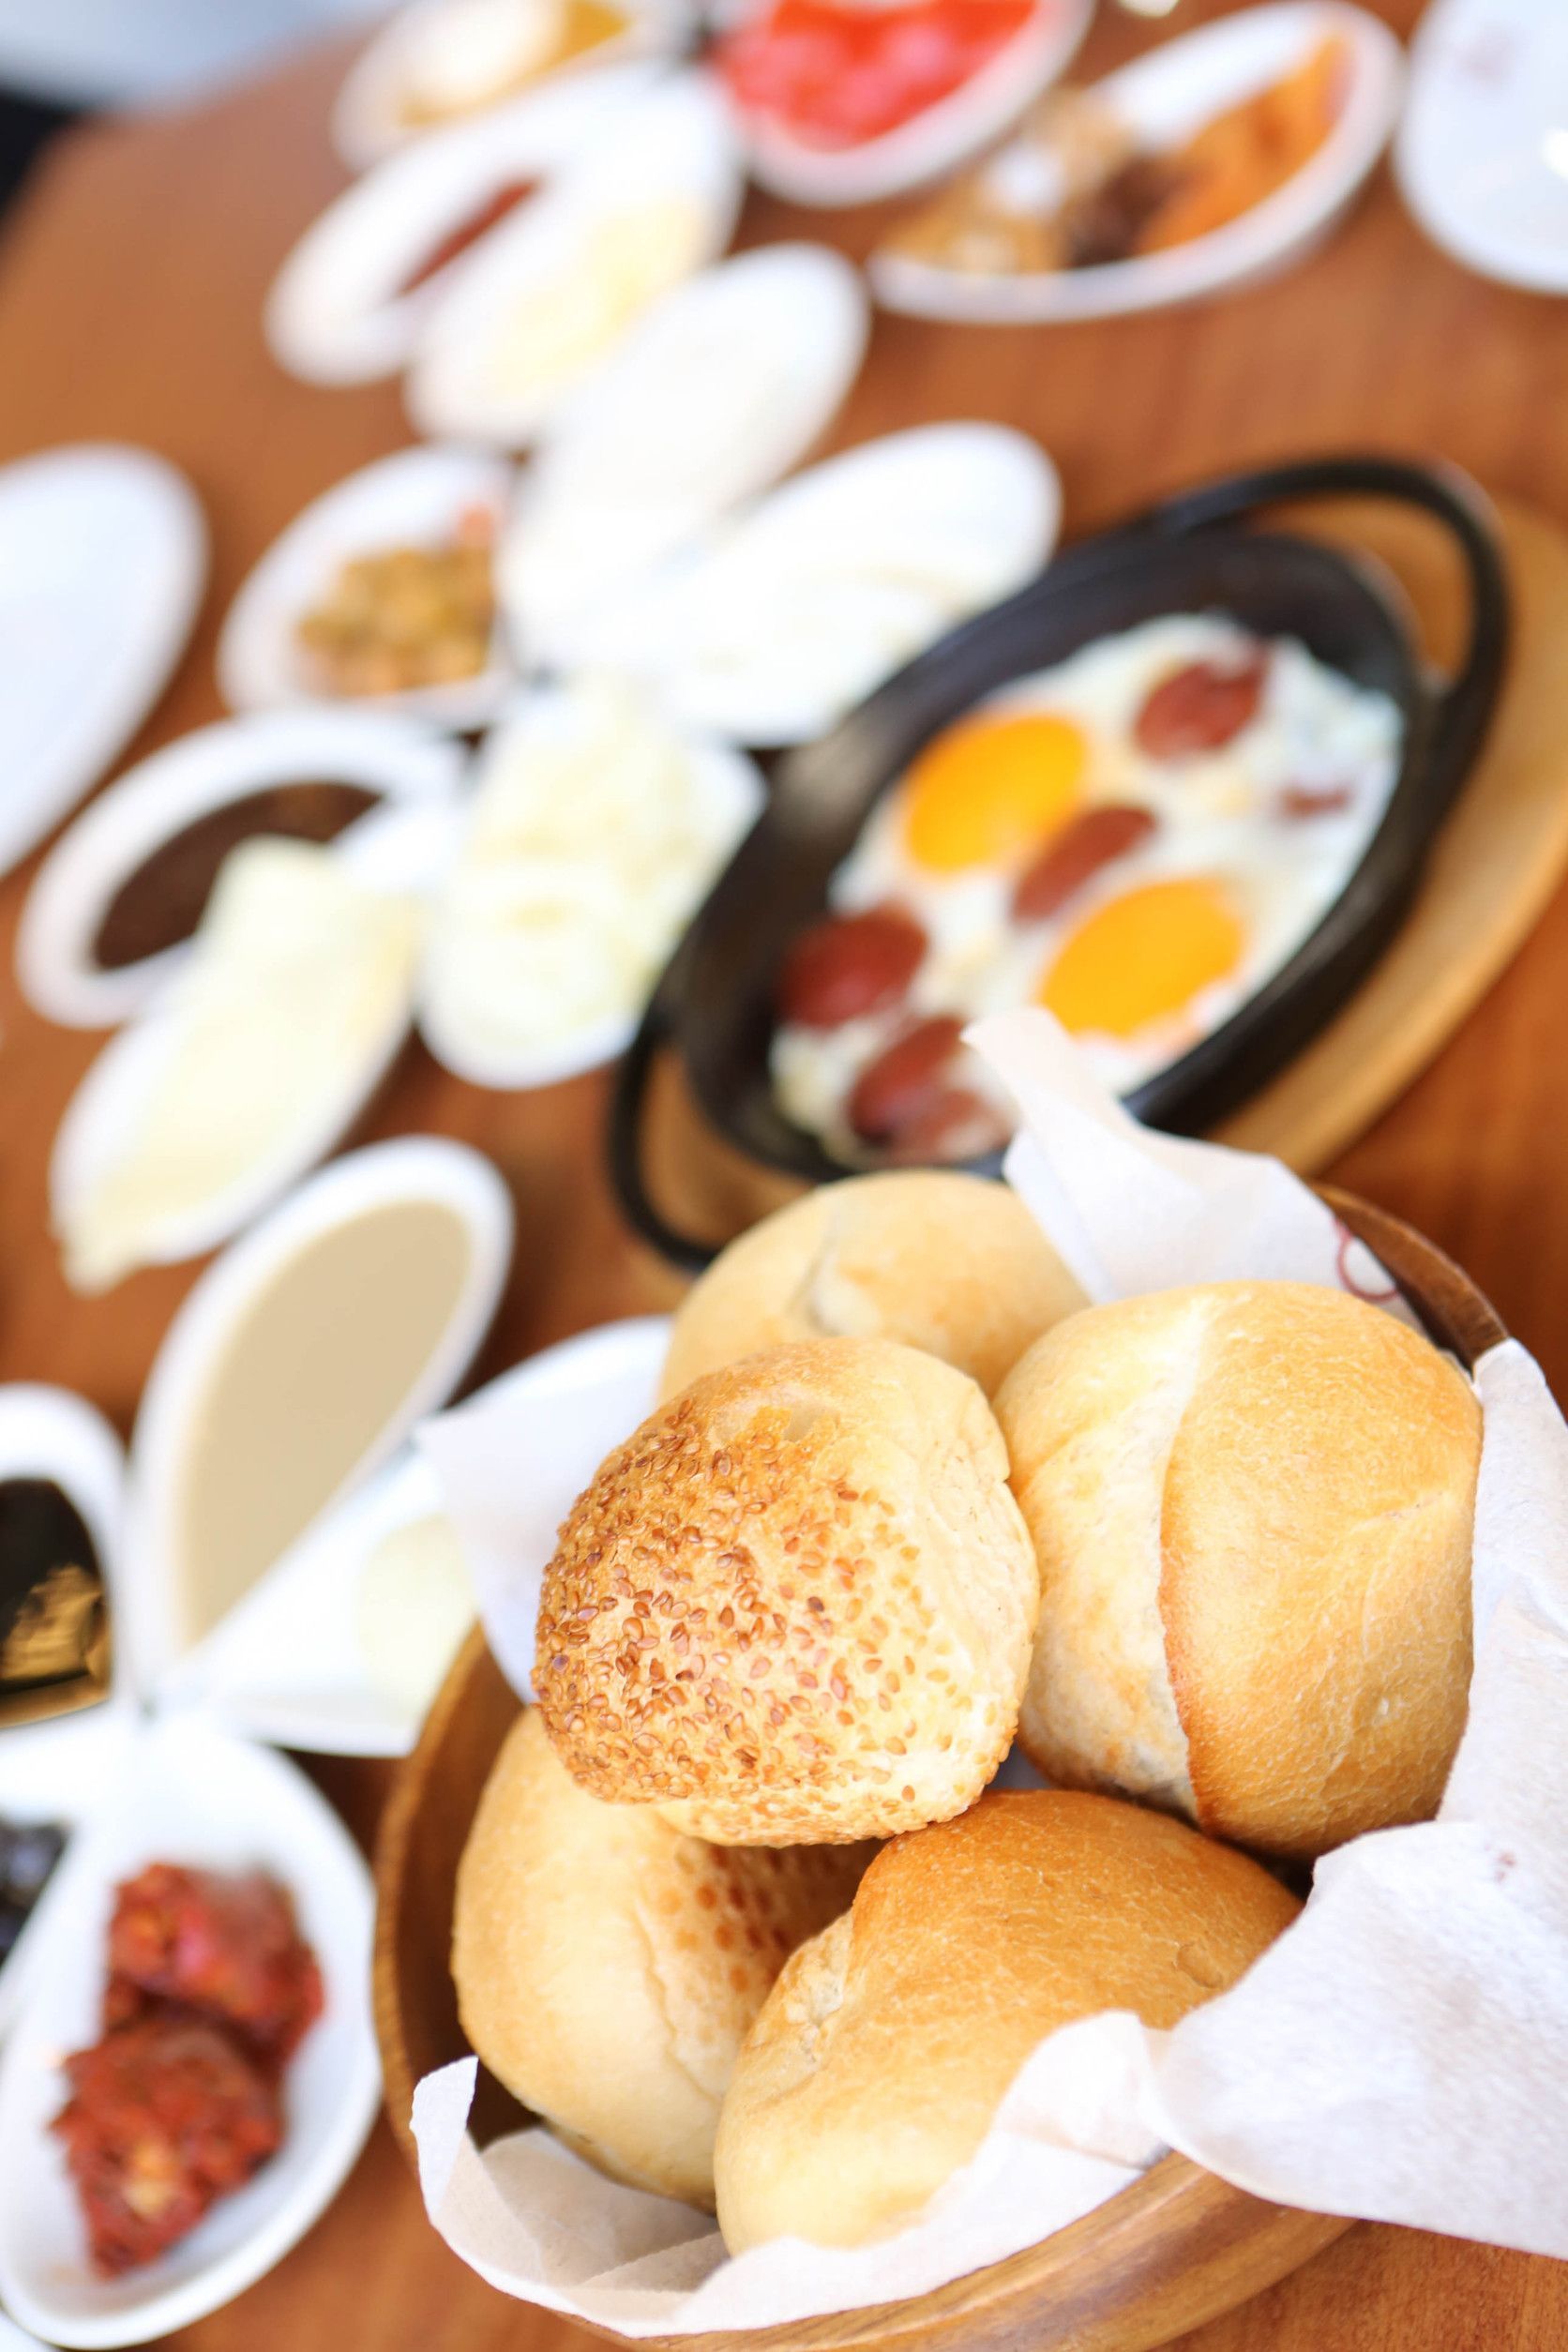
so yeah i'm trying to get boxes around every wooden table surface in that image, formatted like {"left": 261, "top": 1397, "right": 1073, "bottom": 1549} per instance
{"left": 0, "top": 3, "right": 1564, "bottom": 2345}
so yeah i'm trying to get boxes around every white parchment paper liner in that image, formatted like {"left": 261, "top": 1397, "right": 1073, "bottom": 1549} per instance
{"left": 409, "top": 1007, "right": 1568, "bottom": 2329}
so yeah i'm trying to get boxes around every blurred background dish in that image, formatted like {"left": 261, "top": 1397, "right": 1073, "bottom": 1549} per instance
{"left": 334, "top": 0, "right": 691, "bottom": 171}
{"left": 17, "top": 708, "right": 463, "bottom": 1032}
{"left": 1395, "top": 0, "right": 1568, "bottom": 294}
{"left": 0, "top": 446, "right": 205, "bottom": 878}
{"left": 871, "top": 2, "right": 1404, "bottom": 322}
{"left": 218, "top": 444, "right": 515, "bottom": 731}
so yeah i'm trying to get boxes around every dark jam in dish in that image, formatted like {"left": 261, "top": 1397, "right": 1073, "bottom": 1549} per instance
{"left": 90, "top": 780, "right": 383, "bottom": 972}
{"left": 0, "top": 1817, "right": 66, "bottom": 1965}
{"left": 52, "top": 1862, "right": 324, "bottom": 2276}
{"left": 397, "top": 177, "right": 537, "bottom": 294}
{"left": 0, "top": 1477, "right": 109, "bottom": 1727}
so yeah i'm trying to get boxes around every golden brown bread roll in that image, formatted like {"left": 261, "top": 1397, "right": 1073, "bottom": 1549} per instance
{"left": 659, "top": 1172, "right": 1086, "bottom": 1403}
{"left": 452, "top": 1709, "right": 867, "bottom": 2209}
{"left": 995, "top": 1281, "right": 1483, "bottom": 1859}
{"left": 715, "top": 1789, "right": 1299, "bottom": 2251}
{"left": 536, "top": 1336, "right": 1039, "bottom": 1844}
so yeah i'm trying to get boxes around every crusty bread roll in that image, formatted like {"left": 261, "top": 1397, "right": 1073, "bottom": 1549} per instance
{"left": 995, "top": 1281, "right": 1483, "bottom": 1859}
{"left": 716, "top": 1789, "right": 1299, "bottom": 2251}
{"left": 659, "top": 1172, "right": 1086, "bottom": 1404}
{"left": 536, "top": 1336, "right": 1039, "bottom": 1844}
{"left": 453, "top": 1709, "right": 867, "bottom": 2209}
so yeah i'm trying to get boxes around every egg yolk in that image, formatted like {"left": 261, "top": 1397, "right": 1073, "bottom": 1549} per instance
{"left": 1038, "top": 876, "right": 1245, "bottom": 1038}
{"left": 901, "top": 712, "right": 1086, "bottom": 874}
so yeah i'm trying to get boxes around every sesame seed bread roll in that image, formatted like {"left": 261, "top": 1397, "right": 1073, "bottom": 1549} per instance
{"left": 659, "top": 1172, "right": 1087, "bottom": 1404}
{"left": 536, "top": 1336, "right": 1039, "bottom": 1843}
{"left": 452, "top": 1709, "right": 867, "bottom": 2209}
{"left": 715, "top": 1790, "right": 1300, "bottom": 2252}
{"left": 995, "top": 1281, "right": 1483, "bottom": 1860}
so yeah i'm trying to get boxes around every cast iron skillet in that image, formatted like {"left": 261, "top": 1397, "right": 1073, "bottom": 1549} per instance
{"left": 610, "top": 454, "right": 1509, "bottom": 1271}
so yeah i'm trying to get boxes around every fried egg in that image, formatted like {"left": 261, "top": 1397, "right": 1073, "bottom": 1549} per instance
{"left": 773, "top": 609, "right": 1402, "bottom": 1158}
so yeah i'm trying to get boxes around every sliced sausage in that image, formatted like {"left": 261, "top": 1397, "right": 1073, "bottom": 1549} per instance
{"left": 1012, "top": 804, "right": 1158, "bottom": 922}
{"left": 1134, "top": 647, "right": 1268, "bottom": 760}
{"left": 849, "top": 1015, "right": 966, "bottom": 1145}
{"left": 1276, "top": 781, "right": 1354, "bottom": 820}
{"left": 776, "top": 905, "right": 927, "bottom": 1032}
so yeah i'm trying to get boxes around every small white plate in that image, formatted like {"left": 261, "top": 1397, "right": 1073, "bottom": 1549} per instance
{"left": 871, "top": 2, "right": 1405, "bottom": 324}
{"left": 0, "top": 447, "right": 205, "bottom": 877}
{"left": 0, "top": 1387, "right": 130, "bottom": 2040}
{"left": 271, "top": 64, "right": 666, "bottom": 384}
{"left": 125, "top": 1137, "right": 512, "bottom": 1691}
{"left": 549, "top": 421, "right": 1062, "bottom": 746}
{"left": 334, "top": 0, "right": 690, "bottom": 172}
{"left": 0, "top": 1712, "right": 378, "bottom": 2349}
{"left": 416, "top": 678, "right": 765, "bottom": 1087}
{"left": 724, "top": 0, "right": 1091, "bottom": 206}
{"left": 161, "top": 1450, "right": 465, "bottom": 1757}
{"left": 405, "top": 70, "right": 741, "bottom": 449}
{"left": 502, "top": 241, "right": 867, "bottom": 652}
{"left": 217, "top": 445, "right": 515, "bottom": 731}
{"left": 18, "top": 709, "right": 464, "bottom": 1033}
{"left": 1395, "top": 0, "right": 1568, "bottom": 294}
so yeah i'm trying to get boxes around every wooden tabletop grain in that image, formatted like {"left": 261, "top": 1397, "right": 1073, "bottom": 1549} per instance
{"left": 0, "top": 3, "right": 1564, "bottom": 2344}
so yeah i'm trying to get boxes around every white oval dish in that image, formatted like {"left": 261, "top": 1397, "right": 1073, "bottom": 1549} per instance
{"left": 721, "top": 0, "right": 1091, "bottom": 206}
{"left": 404, "top": 70, "right": 741, "bottom": 449}
{"left": 502, "top": 241, "right": 867, "bottom": 654}
{"left": 417, "top": 676, "right": 765, "bottom": 1087}
{"left": 334, "top": 0, "right": 689, "bottom": 172}
{"left": 49, "top": 849, "right": 426, "bottom": 1292}
{"left": 0, "top": 446, "right": 205, "bottom": 877}
{"left": 0, "top": 1711, "right": 378, "bottom": 2349}
{"left": 0, "top": 1387, "right": 130, "bottom": 2039}
{"left": 124, "top": 1137, "right": 512, "bottom": 1692}
{"left": 271, "top": 64, "right": 665, "bottom": 384}
{"left": 159, "top": 1449, "right": 468, "bottom": 1757}
{"left": 870, "top": 1, "right": 1405, "bottom": 324}
{"left": 17, "top": 709, "right": 464, "bottom": 1033}
{"left": 1395, "top": 0, "right": 1568, "bottom": 294}
{"left": 217, "top": 444, "right": 515, "bottom": 730}
{"left": 549, "top": 421, "right": 1062, "bottom": 746}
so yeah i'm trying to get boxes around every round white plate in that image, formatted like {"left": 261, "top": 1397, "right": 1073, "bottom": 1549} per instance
{"left": 0, "top": 1712, "right": 378, "bottom": 2349}
{"left": 217, "top": 444, "right": 516, "bottom": 730}
{"left": 124, "top": 1136, "right": 512, "bottom": 1690}
{"left": 723, "top": 0, "right": 1091, "bottom": 206}
{"left": 0, "top": 447, "right": 205, "bottom": 876}
{"left": 1395, "top": 0, "right": 1568, "bottom": 293}
{"left": 18, "top": 708, "right": 464, "bottom": 1033}
{"left": 405, "top": 70, "right": 741, "bottom": 449}
{"left": 549, "top": 420, "right": 1062, "bottom": 746}
{"left": 503, "top": 240, "right": 867, "bottom": 652}
{"left": 0, "top": 1387, "right": 129, "bottom": 2040}
{"left": 334, "top": 0, "right": 690, "bottom": 172}
{"left": 271, "top": 63, "right": 666, "bottom": 384}
{"left": 871, "top": 1, "right": 1405, "bottom": 324}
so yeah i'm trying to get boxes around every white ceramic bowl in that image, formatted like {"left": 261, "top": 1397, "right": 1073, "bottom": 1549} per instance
{"left": 502, "top": 240, "right": 868, "bottom": 652}
{"left": 1395, "top": 0, "right": 1568, "bottom": 294}
{"left": 870, "top": 1, "right": 1406, "bottom": 324}
{"left": 723, "top": 0, "right": 1091, "bottom": 206}
{"left": 270, "top": 64, "right": 666, "bottom": 384}
{"left": 217, "top": 444, "right": 516, "bottom": 731}
{"left": 124, "top": 1137, "right": 512, "bottom": 1691}
{"left": 405, "top": 70, "right": 741, "bottom": 449}
{"left": 17, "top": 708, "right": 464, "bottom": 1033}
{"left": 0, "top": 1712, "right": 378, "bottom": 2349}
{"left": 333, "top": 0, "right": 691, "bottom": 172}
{"left": 0, "top": 1387, "right": 130, "bottom": 2039}
{"left": 547, "top": 420, "right": 1063, "bottom": 746}
{"left": 0, "top": 447, "right": 205, "bottom": 877}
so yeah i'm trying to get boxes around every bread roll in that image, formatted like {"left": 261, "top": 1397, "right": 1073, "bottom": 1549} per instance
{"left": 716, "top": 1789, "right": 1299, "bottom": 2251}
{"left": 659, "top": 1172, "right": 1086, "bottom": 1404}
{"left": 995, "top": 1281, "right": 1482, "bottom": 1859}
{"left": 452, "top": 1709, "right": 867, "bottom": 2209}
{"left": 536, "top": 1337, "right": 1039, "bottom": 1843}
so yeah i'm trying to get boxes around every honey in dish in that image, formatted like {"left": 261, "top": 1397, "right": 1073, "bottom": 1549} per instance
{"left": 173, "top": 1199, "right": 473, "bottom": 1643}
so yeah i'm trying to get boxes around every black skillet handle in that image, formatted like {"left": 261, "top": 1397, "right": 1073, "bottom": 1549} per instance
{"left": 608, "top": 962, "right": 725, "bottom": 1276}
{"left": 1132, "top": 454, "right": 1511, "bottom": 822}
